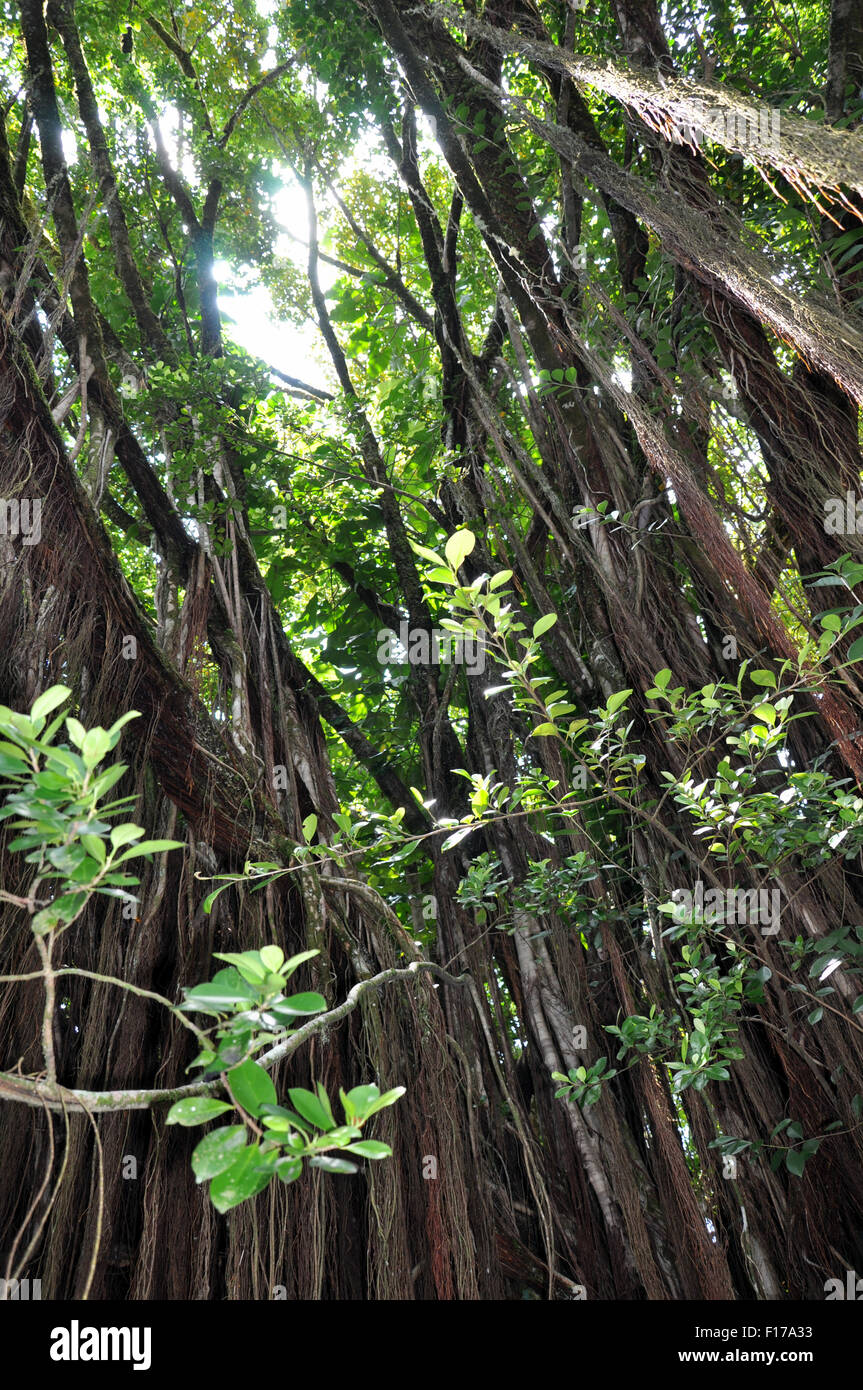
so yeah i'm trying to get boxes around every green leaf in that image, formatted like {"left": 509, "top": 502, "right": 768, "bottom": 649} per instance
{"left": 110, "top": 823, "right": 146, "bottom": 849}
{"left": 32, "top": 892, "right": 87, "bottom": 933}
{"left": 31, "top": 687, "right": 71, "bottom": 720}
{"left": 751, "top": 703, "right": 776, "bottom": 726}
{"left": 212, "top": 951, "right": 268, "bottom": 983}
{"left": 81, "top": 728, "right": 112, "bottom": 767}
{"left": 444, "top": 529, "right": 475, "bottom": 571}
{"left": 607, "top": 689, "right": 633, "bottom": 715}
{"left": 441, "top": 825, "right": 474, "bottom": 851}
{"left": 260, "top": 1103, "right": 314, "bottom": 1133}
{"left": 532, "top": 612, "right": 558, "bottom": 638}
{"left": 288, "top": 1086, "right": 334, "bottom": 1131}
{"left": 309, "top": 1155, "right": 358, "bottom": 1174}
{"left": 325, "top": 1124, "right": 362, "bottom": 1144}
{"left": 228, "top": 1058, "right": 277, "bottom": 1118}
{"left": 191, "top": 1125, "right": 247, "bottom": 1181}
{"left": 749, "top": 669, "right": 777, "bottom": 687}
{"left": 87, "top": 763, "right": 128, "bottom": 798}
{"left": 275, "top": 1156, "right": 303, "bottom": 1183}
{"left": 281, "top": 948, "right": 321, "bottom": 979}
{"left": 270, "top": 992, "right": 327, "bottom": 1018}
{"left": 360, "top": 1086, "right": 406, "bottom": 1118}
{"left": 847, "top": 636, "right": 863, "bottom": 663}
{"left": 209, "top": 1144, "right": 272, "bottom": 1211}
{"left": 115, "top": 839, "right": 182, "bottom": 862}
{"left": 785, "top": 1148, "right": 807, "bottom": 1177}
{"left": 166, "top": 1097, "right": 233, "bottom": 1127}
{"left": 182, "top": 970, "right": 258, "bottom": 1013}
{"left": 202, "top": 882, "right": 237, "bottom": 915}
{"left": 315, "top": 1082, "right": 336, "bottom": 1130}
{"left": 259, "top": 945, "right": 284, "bottom": 972}
{"left": 81, "top": 834, "right": 106, "bottom": 864}
{"left": 107, "top": 711, "right": 141, "bottom": 739}
{"left": 409, "top": 542, "right": 446, "bottom": 566}
{"left": 344, "top": 1140, "right": 391, "bottom": 1159}
{"left": 65, "top": 717, "right": 87, "bottom": 748}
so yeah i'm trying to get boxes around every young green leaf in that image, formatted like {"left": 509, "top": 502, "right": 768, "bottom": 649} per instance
{"left": 259, "top": 945, "right": 285, "bottom": 972}
{"left": 444, "top": 529, "right": 475, "bottom": 571}
{"left": 288, "top": 1086, "right": 334, "bottom": 1131}
{"left": 31, "top": 687, "right": 71, "bottom": 721}
{"left": 533, "top": 613, "right": 558, "bottom": 638}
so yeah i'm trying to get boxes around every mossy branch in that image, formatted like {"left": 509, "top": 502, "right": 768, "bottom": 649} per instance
{"left": 0, "top": 962, "right": 467, "bottom": 1114}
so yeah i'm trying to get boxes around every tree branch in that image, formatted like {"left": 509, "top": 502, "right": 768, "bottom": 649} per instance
{"left": 143, "top": 13, "right": 215, "bottom": 138}
{"left": 219, "top": 60, "right": 296, "bottom": 148}
{"left": 0, "top": 963, "right": 467, "bottom": 1113}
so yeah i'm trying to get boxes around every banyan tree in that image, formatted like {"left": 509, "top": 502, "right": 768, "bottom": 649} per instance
{"left": 2, "top": 0, "right": 863, "bottom": 1301}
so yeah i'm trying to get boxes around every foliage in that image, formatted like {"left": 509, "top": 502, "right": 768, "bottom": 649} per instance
{"left": 3, "top": 0, "right": 863, "bottom": 1300}
{"left": 0, "top": 689, "right": 402, "bottom": 1213}
{"left": 0, "top": 689, "right": 180, "bottom": 933}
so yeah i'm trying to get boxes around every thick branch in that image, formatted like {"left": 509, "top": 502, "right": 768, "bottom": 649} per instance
{"left": 435, "top": 1, "right": 863, "bottom": 203}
